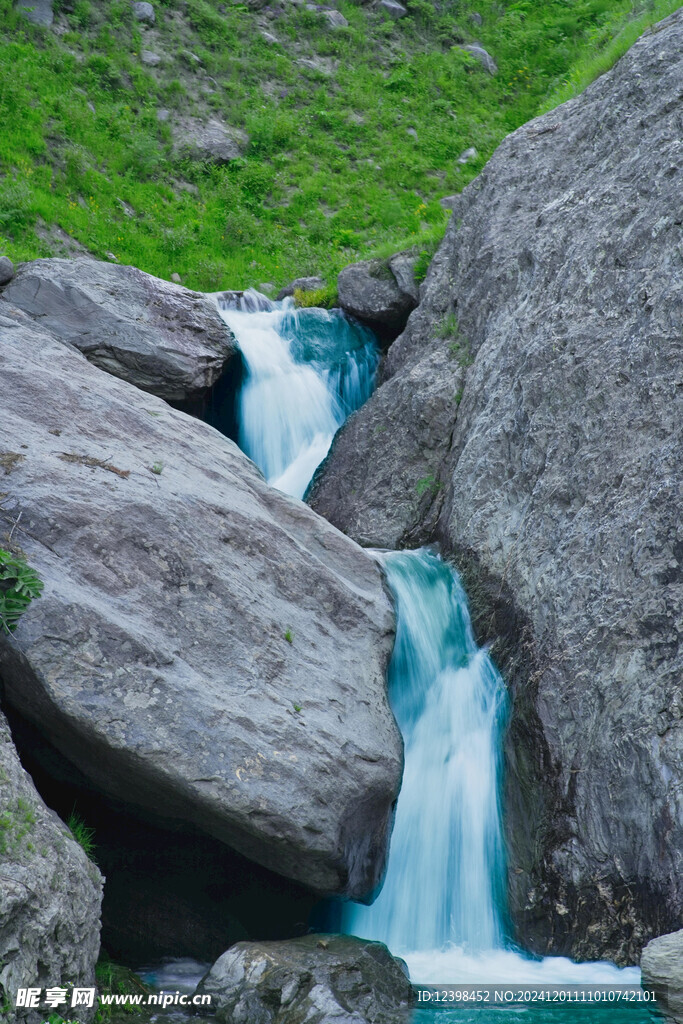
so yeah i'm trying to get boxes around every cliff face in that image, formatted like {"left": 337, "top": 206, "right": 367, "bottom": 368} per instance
{"left": 309, "top": 8, "right": 683, "bottom": 962}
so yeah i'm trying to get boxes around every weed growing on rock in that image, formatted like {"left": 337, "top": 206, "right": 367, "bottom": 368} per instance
{"left": 66, "top": 812, "right": 96, "bottom": 862}
{"left": 0, "top": 548, "right": 43, "bottom": 634}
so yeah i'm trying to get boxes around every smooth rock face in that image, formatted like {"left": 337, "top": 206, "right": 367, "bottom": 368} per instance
{"left": 14, "top": 0, "right": 53, "bottom": 24}
{"left": 0, "top": 304, "right": 401, "bottom": 902}
{"left": 641, "top": 930, "right": 683, "bottom": 1023}
{"left": 196, "top": 934, "right": 414, "bottom": 1024}
{"left": 0, "top": 257, "right": 15, "bottom": 285}
{"left": 379, "top": 0, "right": 407, "bottom": 19}
{"left": 337, "top": 256, "right": 418, "bottom": 332}
{"left": 3, "top": 258, "right": 236, "bottom": 402}
{"left": 0, "top": 712, "right": 102, "bottom": 1023}
{"left": 310, "top": 9, "right": 683, "bottom": 961}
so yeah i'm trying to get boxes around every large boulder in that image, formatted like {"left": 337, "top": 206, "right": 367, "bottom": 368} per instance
{"left": 309, "top": 9, "right": 683, "bottom": 961}
{"left": 0, "top": 711, "right": 102, "bottom": 1023}
{"left": 2, "top": 258, "right": 236, "bottom": 402}
{"left": 337, "top": 255, "right": 418, "bottom": 333}
{"left": 196, "top": 934, "right": 414, "bottom": 1024}
{"left": 641, "top": 930, "right": 683, "bottom": 1023}
{"left": 0, "top": 302, "right": 401, "bottom": 902}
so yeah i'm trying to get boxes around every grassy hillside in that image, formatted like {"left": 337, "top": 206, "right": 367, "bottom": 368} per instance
{"left": 0, "top": 0, "right": 679, "bottom": 292}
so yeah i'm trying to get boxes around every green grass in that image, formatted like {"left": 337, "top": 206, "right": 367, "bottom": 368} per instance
{"left": 66, "top": 810, "right": 97, "bottom": 861}
{"left": 0, "top": 0, "right": 680, "bottom": 292}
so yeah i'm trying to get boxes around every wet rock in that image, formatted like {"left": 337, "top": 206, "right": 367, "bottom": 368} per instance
{"left": 14, "top": 0, "right": 53, "bottom": 25}
{"left": 0, "top": 712, "right": 102, "bottom": 1024}
{"left": 3, "top": 258, "right": 236, "bottom": 402}
{"left": 196, "top": 934, "right": 414, "bottom": 1023}
{"left": 0, "top": 306, "right": 400, "bottom": 902}
{"left": 0, "top": 256, "right": 15, "bottom": 285}
{"left": 132, "top": 0, "right": 155, "bottom": 24}
{"left": 461, "top": 43, "right": 497, "bottom": 74}
{"left": 641, "top": 930, "right": 683, "bottom": 1023}
{"left": 337, "top": 255, "right": 418, "bottom": 332}
{"left": 309, "top": 8, "right": 683, "bottom": 960}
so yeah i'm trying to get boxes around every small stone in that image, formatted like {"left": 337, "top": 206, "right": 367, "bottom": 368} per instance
{"left": 132, "top": 0, "right": 155, "bottom": 24}
{"left": 260, "top": 30, "right": 278, "bottom": 43}
{"left": 461, "top": 43, "right": 497, "bottom": 75}
{"left": 458, "top": 146, "right": 478, "bottom": 164}
{"left": 469, "top": 11, "right": 482, "bottom": 24}
{"left": 0, "top": 257, "right": 15, "bottom": 286}
{"left": 379, "top": 0, "right": 407, "bottom": 17}
{"left": 156, "top": 108, "right": 170, "bottom": 122}
{"left": 407, "top": 127, "right": 418, "bottom": 139}
{"left": 87, "top": 101, "right": 96, "bottom": 114}
{"left": 141, "top": 49, "right": 161, "bottom": 66}
{"left": 276, "top": 276, "right": 326, "bottom": 301}
{"left": 322, "top": 8, "right": 348, "bottom": 27}
{"left": 171, "top": 273, "right": 181, "bottom": 284}
{"left": 105, "top": 252, "right": 119, "bottom": 262}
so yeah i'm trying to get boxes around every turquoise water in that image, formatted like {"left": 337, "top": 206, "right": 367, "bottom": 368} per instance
{"left": 216, "top": 290, "right": 378, "bottom": 498}
{"left": 412, "top": 1006, "right": 661, "bottom": 1023}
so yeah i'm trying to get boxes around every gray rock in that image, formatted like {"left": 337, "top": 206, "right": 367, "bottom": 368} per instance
{"left": 457, "top": 146, "right": 478, "bottom": 163}
{"left": 156, "top": 108, "right": 170, "bottom": 122}
{"left": 641, "top": 930, "right": 683, "bottom": 1022}
{"left": 276, "top": 276, "right": 326, "bottom": 301}
{"left": 322, "top": 8, "right": 348, "bottom": 27}
{"left": 0, "top": 711, "right": 102, "bottom": 1024}
{"left": 3, "top": 258, "right": 236, "bottom": 402}
{"left": 0, "top": 256, "right": 15, "bottom": 285}
{"left": 174, "top": 117, "right": 248, "bottom": 164}
{"left": 309, "top": 8, "right": 683, "bottom": 961}
{"left": 132, "top": 0, "right": 155, "bottom": 24}
{"left": 469, "top": 11, "right": 482, "bottom": 25}
{"left": 387, "top": 251, "right": 419, "bottom": 304}
{"left": 261, "top": 30, "right": 279, "bottom": 43}
{"left": 140, "top": 49, "right": 161, "bottom": 66}
{"left": 0, "top": 306, "right": 401, "bottom": 902}
{"left": 14, "top": 0, "right": 53, "bottom": 25}
{"left": 337, "top": 257, "right": 417, "bottom": 332}
{"left": 379, "top": 0, "right": 407, "bottom": 18}
{"left": 196, "top": 934, "right": 414, "bottom": 1023}
{"left": 461, "top": 43, "right": 497, "bottom": 74}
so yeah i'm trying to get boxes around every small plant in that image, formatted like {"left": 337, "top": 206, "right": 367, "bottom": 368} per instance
{"left": 293, "top": 285, "right": 338, "bottom": 309}
{"left": 292, "top": 702, "right": 302, "bottom": 713}
{"left": 150, "top": 461, "right": 164, "bottom": 475}
{"left": 66, "top": 811, "right": 96, "bottom": 862}
{"left": 454, "top": 388, "right": 464, "bottom": 406}
{"left": 415, "top": 474, "right": 441, "bottom": 497}
{"left": 438, "top": 311, "right": 460, "bottom": 339}
{"left": 0, "top": 549, "right": 44, "bottom": 635}
{"left": 284, "top": 629, "right": 293, "bottom": 644}
{"left": 413, "top": 247, "right": 434, "bottom": 285}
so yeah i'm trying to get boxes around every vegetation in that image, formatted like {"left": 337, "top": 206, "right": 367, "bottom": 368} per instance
{"left": 0, "top": 796, "right": 36, "bottom": 855}
{"left": 94, "top": 957, "right": 150, "bottom": 1021}
{"left": 0, "top": 0, "right": 679, "bottom": 292}
{"left": 0, "top": 547, "right": 44, "bottom": 634}
{"left": 66, "top": 811, "right": 97, "bottom": 861}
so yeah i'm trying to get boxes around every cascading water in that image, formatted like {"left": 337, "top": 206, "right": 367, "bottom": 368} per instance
{"left": 212, "top": 293, "right": 645, "bottom": 1016}
{"left": 344, "top": 550, "right": 508, "bottom": 957}
{"left": 216, "top": 290, "right": 378, "bottom": 499}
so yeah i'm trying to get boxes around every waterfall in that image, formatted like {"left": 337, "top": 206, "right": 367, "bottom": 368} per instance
{"left": 344, "top": 550, "right": 507, "bottom": 955}
{"left": 216, "top": 290, "right": 378, "bottom": 499}
{"left": 220, "top": 294, "right": 642, "bottom": 994}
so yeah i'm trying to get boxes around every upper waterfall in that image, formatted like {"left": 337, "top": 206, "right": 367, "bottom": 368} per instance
{"left": 216, "top": 290, "right": 379, "bottom": 499}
